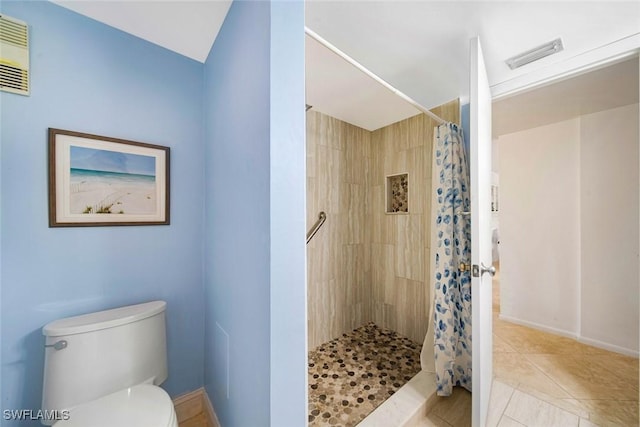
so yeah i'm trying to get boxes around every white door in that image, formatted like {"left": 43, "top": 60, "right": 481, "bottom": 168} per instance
{"left": 470, "top": 36, "right": 494, "bottom": 427}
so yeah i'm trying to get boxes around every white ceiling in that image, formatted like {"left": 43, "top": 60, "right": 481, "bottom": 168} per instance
{"left": 493, "top": 56, "right": 639, "bottom": 137}
{"left": 306, "top": 33, "right": 421, "bottom": 131}
{"left": 49, "top": 1, "right": 639, "bottom": 131}
{"left": 51, "top": 0, "right": 232, "bottom": 63}
{"left": 305, "top": 1, "right": 639, "bottom": 129}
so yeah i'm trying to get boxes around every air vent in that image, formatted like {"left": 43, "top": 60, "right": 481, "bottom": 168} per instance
{"left": 0, "top": 14, "right": 29, "bottom": 96}
{"left": 506, "top": 38, "right": 563, "bottom": 70}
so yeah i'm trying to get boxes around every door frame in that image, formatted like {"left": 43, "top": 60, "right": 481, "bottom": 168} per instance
{"left": 477, "top": 34, "right": 639, "bottom": 426}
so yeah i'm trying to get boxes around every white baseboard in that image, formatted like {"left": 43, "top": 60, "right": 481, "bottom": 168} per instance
{"left": 576, "top": 336, "right": 639, "bottom": 358}
{"left": 498, "top": 314, "right": 639, "bottom": 357}
{"left": 498, "top": 314, "right": 577, "bottom": 339}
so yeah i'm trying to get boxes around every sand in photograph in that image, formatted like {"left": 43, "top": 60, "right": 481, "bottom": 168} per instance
{"left": 70, "top": 169, "right": 156, "bottom": 215}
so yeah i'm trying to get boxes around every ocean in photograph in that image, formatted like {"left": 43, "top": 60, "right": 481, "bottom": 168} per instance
{"left": 70, "top": 168, "right": 157, "bottom": 215}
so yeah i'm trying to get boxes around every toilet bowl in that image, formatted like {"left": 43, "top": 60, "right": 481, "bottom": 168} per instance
{"left": 53, "top": 384, "right": 177, "bottom": 427}
{"left": 41, "top": 301, "right": 176, "bottom": 426}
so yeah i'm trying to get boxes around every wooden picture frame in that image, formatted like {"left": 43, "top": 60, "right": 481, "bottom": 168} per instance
{"left": 48, "top": 128, "right": 170, "bottom": 227}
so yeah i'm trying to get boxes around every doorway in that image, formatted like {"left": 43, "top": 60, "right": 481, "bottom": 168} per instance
{"left": 488, "top": 55, "right": 639, "bottom": 426}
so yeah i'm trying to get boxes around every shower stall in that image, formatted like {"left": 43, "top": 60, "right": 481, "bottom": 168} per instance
{"left": 306, "top": 99, "right": 462, "bottom": 425}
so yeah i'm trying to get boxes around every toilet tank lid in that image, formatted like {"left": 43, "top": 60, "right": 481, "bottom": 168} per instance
{"left": 43, "top": 301, "right": 166, "bottom": 337}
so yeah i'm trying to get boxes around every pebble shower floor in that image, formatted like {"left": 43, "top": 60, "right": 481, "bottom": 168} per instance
{"left": 308, "top": 323, "right": 422, "bottom": 426}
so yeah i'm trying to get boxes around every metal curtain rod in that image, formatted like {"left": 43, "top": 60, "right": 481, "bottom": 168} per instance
{"left": 304, "top": 26, "right": 446, "bottom": 125}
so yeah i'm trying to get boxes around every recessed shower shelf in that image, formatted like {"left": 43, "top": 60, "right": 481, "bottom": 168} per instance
{"left": 386, "top": 173, "right": 409, "bottom": 214}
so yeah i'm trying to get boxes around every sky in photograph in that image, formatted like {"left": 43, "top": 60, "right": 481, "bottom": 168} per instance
{"left": 70, "top": 146, "right": 156, "bottom": 176}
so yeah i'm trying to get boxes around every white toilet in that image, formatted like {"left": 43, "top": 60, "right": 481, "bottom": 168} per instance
{"left": 41, "top": 300, "right": 178, "bottom": 427}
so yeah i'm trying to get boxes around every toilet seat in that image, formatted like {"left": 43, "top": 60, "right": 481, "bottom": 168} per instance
{"left": 53, "top": 384, "right": 177, "bottom": 427}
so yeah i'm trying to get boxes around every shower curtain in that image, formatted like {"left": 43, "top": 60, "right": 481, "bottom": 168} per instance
{"left": 420, "top": 122, "right": 472, "bottom": 396}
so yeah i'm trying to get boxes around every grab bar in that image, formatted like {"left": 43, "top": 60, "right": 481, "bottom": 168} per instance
{"left": 306, "top": 211, "right": 327, "bottom": 244}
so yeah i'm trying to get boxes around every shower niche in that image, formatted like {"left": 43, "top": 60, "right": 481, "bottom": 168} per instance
{"left": 386, "top": 173, "right": 409, "bottom": 213}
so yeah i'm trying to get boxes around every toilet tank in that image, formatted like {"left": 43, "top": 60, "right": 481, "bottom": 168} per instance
{"left": 41, "top": 301, "right": 168, "bottom": 415}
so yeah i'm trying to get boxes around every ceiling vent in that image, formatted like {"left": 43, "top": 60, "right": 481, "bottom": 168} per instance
{"left": 0, "top": 14, "right": 29, "bottom": 96}
{"left": 506, "top": 38, "right": 563, "bottom": 70}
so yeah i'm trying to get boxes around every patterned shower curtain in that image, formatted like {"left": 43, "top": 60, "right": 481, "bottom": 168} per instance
{"left": 429, "top": 122, "right": 472, "bottom": 396}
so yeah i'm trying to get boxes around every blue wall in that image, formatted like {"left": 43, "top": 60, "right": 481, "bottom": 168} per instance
{"left": 203, "top": 1, "right": 271, "bottom": 424}
{"left": 0, "top": 2, "right": 205, "bottom": 424}
{"left": 203, "top": 1, "right": 306, "bottom": 425}
{"left": 268, "top": 1, "right": 307, "bottom": 424}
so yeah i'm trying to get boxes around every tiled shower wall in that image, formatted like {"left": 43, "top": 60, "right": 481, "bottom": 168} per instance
{"left": 306, "top": 112, "right": 372, "bottom": 349}
{"left": 370, "top": 100, "right": 460, "bottom": 343}
{"left": 306, "top": 100, "right": 460, "bottom": 349}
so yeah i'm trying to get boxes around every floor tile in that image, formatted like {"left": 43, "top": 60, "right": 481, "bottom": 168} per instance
{"left": 493, "top": 334, "right": 518, "bottom": 353}
{"left": 493, "top": 352, "right": 572, "bottom": 399}
{"left": 504, "top": 390, "right": 580, "bottom": 427}
{"left": 428, "top": 387, "right": 471, "bottom": 427}
{"left": 486, "top": 380, "right": 515, "bottom": 427}
{"left": 585, "top": 354, "right": 640, "bottom": 390}
{"left": 578, "top": 399, "right": 639, "bottom": 427}
{"left": 524, "top": 354, "right": 638, "bottom": 401}
{"left": 578, "top": 418, "right": 600, "bottom": 427}
{"left": 510, "top": 387, "right": 589, "bottom": 419}
{"left": 493, "top": 324, "right": 582, "bottom": 355}
{"left": 493, "top": 269, "right": 639, "bottom": 427}
{"left": 496, "top": 416, "right": 525, "bottom": 427}
{"left": 416, "top": 413, "right": 453, "bottom": 427}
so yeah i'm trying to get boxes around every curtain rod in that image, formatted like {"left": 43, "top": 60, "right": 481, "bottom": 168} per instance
{"left": 305, "top": 26, "right": 446, "bottom": 125}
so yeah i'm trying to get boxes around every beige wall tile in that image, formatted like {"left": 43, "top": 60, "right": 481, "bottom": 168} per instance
{"left": 394, "top": 278, "right": 428, "bottom": 342}
{"left": 383, "top": 303, "right": 397, "bottom": 331}
{"left": 429, "top": 99, "right": 460, "bottom": 126}
{"left": 381, "top": 245, "right": 396, "bottom": 305}
{"left": 393, "top": 117, "right": 410, "bottom": 152}
{"left": 341, "top": 244, "right": 365, "bottom": 307}
{"left": 370, "top": 132, "right": 384, "bottom": 185}
{"left": 395, "top": 215, "right": 425, "bottom": 281}
{"left": 408, "top": 114, "right": 427, "bottom": 149}
{"left": 344, "top": 184, "right": 366, "bottom": 244}
{"left": 308, "top": 101, "right": 459, "bottom": 349}
{"left": 387, "top": 148, "right": 408, "bottom": 176}
{"left": 344, "top": 124, "right": 369, "bottom": 184}
{"left": 307, "top": 111, "right": 371, "bottom": 349}
{"left": 307, "top": 141, "right": 316, "bottom": 179}
{"left": 369, "top": 102, "right": 459, "bottom": 344}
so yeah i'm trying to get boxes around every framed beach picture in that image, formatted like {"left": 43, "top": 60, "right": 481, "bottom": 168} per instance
{"left": 48, "top": 128, "right": 170, "bottom": 227}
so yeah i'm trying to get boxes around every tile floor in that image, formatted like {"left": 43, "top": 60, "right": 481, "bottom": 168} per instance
{"left": 183, "top": 268, "right": 638, "bottom": 427}
{"left": 422, "top": 267, "right": 639, "bottom": 427}
{"left": 308, "top": 323, "right": 422, "bottom": 426}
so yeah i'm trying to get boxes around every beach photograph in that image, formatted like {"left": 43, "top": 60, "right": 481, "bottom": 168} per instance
{"left": 69, "top": 145, "right": 157, "bottom": 216}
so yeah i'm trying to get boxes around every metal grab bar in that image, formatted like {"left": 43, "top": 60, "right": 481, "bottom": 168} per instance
{"left": 306, "top": 211, "right": 327, "bottom": 244}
